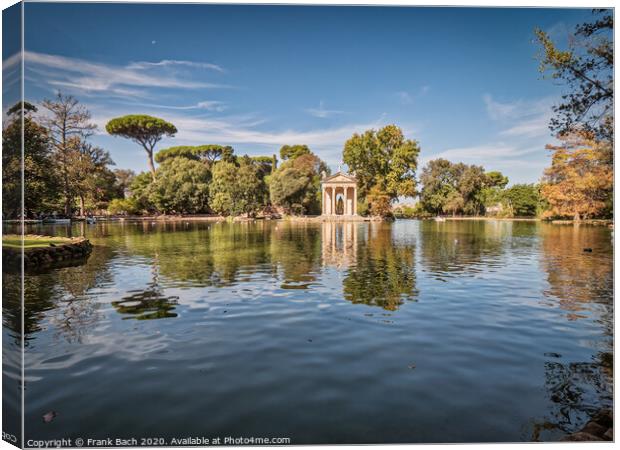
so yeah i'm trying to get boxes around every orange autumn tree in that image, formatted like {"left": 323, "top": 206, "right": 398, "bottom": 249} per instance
{"left": 541, "top": 131, "right": 612, "bottom": 221}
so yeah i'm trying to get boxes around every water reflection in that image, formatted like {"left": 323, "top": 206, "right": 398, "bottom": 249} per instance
{"left": 342, "top": 223, "right": 417, "bottom": 310}
{"left": 321, "top": 222, "right": 358, "bottom": 269}
{"left": 6, "top": 220, "right": 613, "bottom": 442}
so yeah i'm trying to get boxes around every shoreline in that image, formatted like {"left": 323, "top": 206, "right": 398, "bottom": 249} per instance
{"left": 4, "top": 215, "right": 613, "bottom": 226}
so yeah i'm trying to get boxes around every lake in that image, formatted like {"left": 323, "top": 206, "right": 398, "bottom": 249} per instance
{"left": 3, "top": 219, "right": 613, "bottom": 443}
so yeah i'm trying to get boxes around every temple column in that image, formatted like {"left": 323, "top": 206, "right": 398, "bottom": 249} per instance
{"left": 332, "top": 187, "right": 336, "bottom": 215}
{"left": 353, "top": 186, "right": 357, "bottom": 215}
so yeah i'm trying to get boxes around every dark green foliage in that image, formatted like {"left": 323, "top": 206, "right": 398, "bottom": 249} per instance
{"left": 503, "top": 184, "right": 541, "bottom": 217}
{"left": 155, "top": 145, "right": 234, "bottom": 165}
{"left": 2, "top": 103, "right": 59, "bottom": 218}
{"left": 209, "top": 157, "right": 267, "bottom": 216}
{"left": 146, "top": 158, "right": 211, "bottom": 214}
{"left": 106, "top": 115, "right": 177, "bottom": 177}
{"left": 269, "top": 152, "right": 328, "bottom": 215}
{"left": 280, "top": 145, "right": 311, "bottom": 161}
{"left": 420, "top": 159, "right": 508, "bottom": 216}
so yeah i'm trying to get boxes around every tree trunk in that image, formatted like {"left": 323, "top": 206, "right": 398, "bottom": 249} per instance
{"left": 64, "top": 193, "right": 72, "bottom": 217}
{"left": 146, "top": 149, "right": 156, "bottom": 180}
{"left": 574, "top": 211, "right": 581, "bottom": 222}
{"left": 79, "top": 195, "right": 85, "bottom": 217}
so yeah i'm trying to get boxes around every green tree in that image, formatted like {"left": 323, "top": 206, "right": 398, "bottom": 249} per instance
{"left": 535, "top": 10, "right": 613, "bottom": 141}
{"left": 155, "top": 145, "right": 234, "bottom": 166}
{"left": 64, "top": 138, "right": 117, "bottom": 215}
{"left": 127, "top": 171, "right": 156, "bottom": 213}
{"left": 343, "top": 125, "right": 420, "bottom": 201}
{"left": 42, "top": 92, "right": 97, "bottom": 216}
{"left": 419, "top": 159, "right": 458, "bottom": 214}
{"left": 443, "top": 190, "right": 465, "bottom": 217}
{"left": 146, "top": 158, "right": 211, "bottom": 214}
{"left": 106, "top": 115, "right": 177, "bottom": 179}
{"left": 269, "top": 152, "right": 328, "bottom": 215}
{"left": 503, "top": 184, "right": 541, "bottom": 217}
{"left": 209, "top": 157, "right": 266, "bottom": 216}
{"left": 2, "top": 101, "right": 58, "bottom": 218}
{"left": 280, "top": 144, "right": 310, "bottom": 161}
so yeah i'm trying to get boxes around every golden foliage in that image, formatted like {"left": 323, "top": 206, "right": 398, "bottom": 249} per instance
{"left": 541, "top": 131, "right": 612, "bottom": 220}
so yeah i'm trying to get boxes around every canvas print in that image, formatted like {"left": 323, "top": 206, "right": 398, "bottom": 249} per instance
{"left": 2, "top": 1, "right": 614, "bottom": 446}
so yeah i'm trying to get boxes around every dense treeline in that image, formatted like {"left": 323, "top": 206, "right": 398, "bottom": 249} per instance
{"left": 2, "top": 11, "right": 612, "bottom": 222}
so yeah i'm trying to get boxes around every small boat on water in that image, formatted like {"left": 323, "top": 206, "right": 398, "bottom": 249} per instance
{"left": 86, "top": 217, "right": 97, "bottom": 225}
{"left": 434, "top": 216, "right": 446, "bottom": 222}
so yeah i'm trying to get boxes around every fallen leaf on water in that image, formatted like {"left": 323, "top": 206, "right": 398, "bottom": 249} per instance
{"left": 42, "top": 411, "right": 57, "bottom": 423}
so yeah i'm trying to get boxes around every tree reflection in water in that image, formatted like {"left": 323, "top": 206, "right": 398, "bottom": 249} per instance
{"left": 112, "top": 255, "right": 179, "bottom": 320}
{"left": 339, "top": 222, "right": 417, "bottom": 311}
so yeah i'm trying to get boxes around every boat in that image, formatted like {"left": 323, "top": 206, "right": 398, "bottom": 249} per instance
{"left": 86, "top": 217, "right": 97, "bottom": 225}
{"left": 434, "top": 216, "right": 446, "bottom": 222}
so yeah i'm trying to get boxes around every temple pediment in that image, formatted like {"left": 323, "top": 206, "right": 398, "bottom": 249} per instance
{"left": 322, "top": 172, "right": 357, "bottom": 184}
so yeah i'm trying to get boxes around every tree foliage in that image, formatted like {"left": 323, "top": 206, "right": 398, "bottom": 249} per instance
{"left": 42, "top": 92, "right": 98, "bottom": 215}
{"left": 2, "top": 102, "right": 58, "bottom": 218}
{"left": 280, "top": 145, "right": 310, "bottom": 161}
{"left": 343, "top": 125, "right": 420, "bottom": 200}
{"left": 419, "top": 158, "right": 510, "bottom": 216}
{"left": 106, "top": 115, "right": 177, "bottom": 178}
{"left": 535, "top": 10, "right": 613, "bottom": 141}
{"left": 209, "top": 157, "right": 266, "bottom": 216}
{"left": 541, "top": 131, "right": 612, "bottom": 220}
{"left": 155, "top": 144, "right": 234, "bottom": 166}
{"left": 269, "top": 152, "right": 328, "bottom": 215}
{"left": 144, "top": 158, "right": 211, "bottom": 214}
{"left": 502, "top": 184, "right": 541, "bottom": 217}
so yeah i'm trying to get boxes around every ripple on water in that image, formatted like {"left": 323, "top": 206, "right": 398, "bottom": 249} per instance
{"left": 12, "top": 220, "right": 613, "bottom": 443}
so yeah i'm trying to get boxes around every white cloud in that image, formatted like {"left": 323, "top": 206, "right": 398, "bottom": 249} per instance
{"left": 305, "top": 100, "right": 344, "bottom": 119}
{"left": 126, "top": 100, "right": 226, "bottom": 112}
{"left": 127, "top": 59, "right": 225, "bottom": 72}
{"left": 24, "top": 51, "right": 230, "bottom": 98}
{"left": 483, "top": 93, "right": 555, "bottom": 139}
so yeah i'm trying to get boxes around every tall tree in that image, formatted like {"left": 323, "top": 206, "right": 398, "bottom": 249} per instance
{"left": 343, "top": 125, "right": 420, "bottom": 201}
{"left": 535, "top": 9, "right": 613, "bottom": 141}
{"left": 209, "top": 157, "right": 266, "bottom": 216}
{"left": 106, "top": 115, "right": 177, "bottom": 179}
{"left": 2, "top": 101, "right": 58, "bottom": 218}
{"left": 541, "top": 131, "right": 612, "bottom": 220}
{"left": 64, "top": 137, "right": 116, "bottom": 215}
{"left": 269, "top": 152, "right": 328, "bottom": 215}
{"left": 42, "top": 92, "right": 97, "bottom": 216}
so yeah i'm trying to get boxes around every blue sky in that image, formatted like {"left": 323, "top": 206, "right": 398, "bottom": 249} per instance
{"left": 10, "top": 4, "right": 601, "bottom": 184}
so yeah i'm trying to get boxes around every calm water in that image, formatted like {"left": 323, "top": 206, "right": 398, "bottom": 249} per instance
{"left": 3, "top": 220, "right": 613, "bottom": 443}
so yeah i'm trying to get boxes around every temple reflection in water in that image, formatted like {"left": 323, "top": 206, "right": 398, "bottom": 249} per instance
{"left": 321, "top": 221, "right": 358, "bottom": 269}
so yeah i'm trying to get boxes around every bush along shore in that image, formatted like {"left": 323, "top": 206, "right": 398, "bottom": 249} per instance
{"left": 2, "top": 235, "right": 93, "bottom": 272}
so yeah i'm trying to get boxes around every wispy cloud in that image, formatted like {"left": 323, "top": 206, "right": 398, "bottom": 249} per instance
{"left": 24, "top": 51, "right": 230, "bottom": 98}
{"left": 483, "top": 93, "right": 555, "bottom": 139}
{"left": 396, "top": 85, "right": 430, "bottom": 105}
{"left": 305, "top": 100, "right": 344, "bottom": 119}
{"left": 127, "top": 100, "right": 226, "bottom": 112}
{"left": 127, "top": 59, "right": 225, "bottom": 72}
